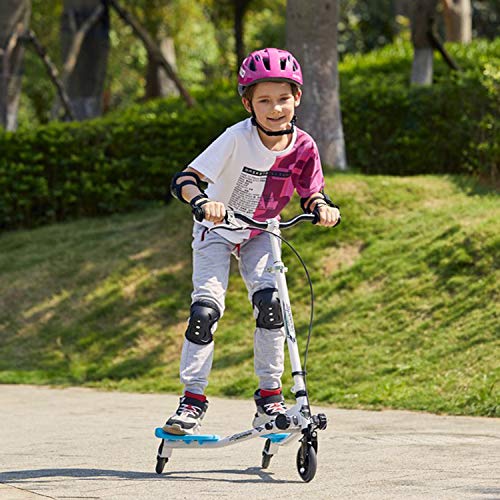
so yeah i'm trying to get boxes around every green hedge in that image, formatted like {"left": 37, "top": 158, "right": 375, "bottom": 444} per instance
{"left": 0, "top": 95, "right": 246, "bottom": 229}
{"left": 340, "top": 39, "right": 500, "bottom": 176}
{"left": 1, "top": 40, "right": 498, "bottom": 229}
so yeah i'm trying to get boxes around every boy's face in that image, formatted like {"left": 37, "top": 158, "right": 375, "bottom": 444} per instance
{"left": 242, "top": 82, "right": 301, "bottom": 134}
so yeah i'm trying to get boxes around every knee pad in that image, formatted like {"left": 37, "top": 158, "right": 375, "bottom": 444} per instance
{"left": 185, "top": 301, "right": 220, "bottom": 345}
{"left": 252, "top": 288, "right": 284, "bottom": 330}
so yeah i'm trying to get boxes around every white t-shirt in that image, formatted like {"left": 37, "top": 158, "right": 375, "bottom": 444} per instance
{"left": 189, "top": 118, "right": 325, "bottom": 243}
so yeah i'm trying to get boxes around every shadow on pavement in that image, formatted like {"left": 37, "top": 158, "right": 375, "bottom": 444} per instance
{"left": 0, "top": 467, "right": 302, "bottom": 484}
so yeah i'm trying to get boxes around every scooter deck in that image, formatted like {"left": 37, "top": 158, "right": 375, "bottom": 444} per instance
{"left": 155, "top": 428, "right": 290, "bottom": 443}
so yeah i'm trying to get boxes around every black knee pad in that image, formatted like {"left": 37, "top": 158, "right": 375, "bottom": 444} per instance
{"left": 252, "top": 288, "right": 284, "bottom": 330}
{"left": 185, "top": 301, "right": 220, "bottom": 345}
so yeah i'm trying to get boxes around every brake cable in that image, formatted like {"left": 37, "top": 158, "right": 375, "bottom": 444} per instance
{"left": 209, "top": 224, "right": 315, "bottom": 379}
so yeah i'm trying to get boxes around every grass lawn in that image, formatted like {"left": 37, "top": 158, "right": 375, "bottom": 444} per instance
{"left": 0, "top": 173, "right": 498, "bottom": 416}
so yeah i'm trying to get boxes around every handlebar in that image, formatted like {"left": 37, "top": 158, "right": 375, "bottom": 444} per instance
{"left": 191, "top": 205, "right": 340, "bottom": 229}
{"left": 227, "top": 210, "right": 317, "bottom": 229}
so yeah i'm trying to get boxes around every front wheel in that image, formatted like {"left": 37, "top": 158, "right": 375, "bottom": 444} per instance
{"left": 296, "top": 443, "right": 317, "bottom": 482}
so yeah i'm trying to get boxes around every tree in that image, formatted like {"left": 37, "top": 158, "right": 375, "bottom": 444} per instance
{"left": 205, "top": 0, "right": 280, "bottom": 72}
{"left": 442, "top": 0, "right": 472, "bottom": 43}
{"left": 204, "top": 0, "right": 251, "bottom": 71}
{"left": 234, "top": 0, "right": 252, "bottom": 65}
{"left": 410, "top": 0, "right": 438, "bottom": 85}
{"left": 286, "top": 0, "right": 347, "bottom": 170}
{"left": 126, "top": 0, "right": 179, "bottom": 100}
{"left": 410, "top": 0, "right": 461, "bottom": 85}
{"left": 109, "top": 0, "right": 194, "bottom": 106}
{"left": 145, "top": 37, "right": 179, "bottom": 99}
{"left": 59, "top": 0, "right": 110, "bottom": 120}
{"left": 0, "top": 0, "right": 31, "bottom": 130}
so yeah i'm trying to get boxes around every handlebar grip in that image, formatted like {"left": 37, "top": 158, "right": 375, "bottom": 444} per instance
{"left": 312, "top": 206, "right": 342, "bottom": 226}
{"left": 192, "top": 205, "right": 205, "bottom": 222}
{"left": 312, "top": 206, "right": 320, "bottom": 225}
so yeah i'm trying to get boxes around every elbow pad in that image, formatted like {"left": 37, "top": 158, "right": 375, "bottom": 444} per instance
{"left": 300, "top": 191, "right": 339, "bottom": 213}
{"left": 170, "top": 171, "right": 206, "bottom": 204}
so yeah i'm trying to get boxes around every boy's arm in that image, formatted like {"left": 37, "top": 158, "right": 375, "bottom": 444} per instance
{"left": 177, "top": 167, "right": 207, "bottom": 203}
{"left": 302, "top": 191, "right": 341, "bottom": 228}
{"left": 171, "top": 167, "right": 226, "bottom": 223}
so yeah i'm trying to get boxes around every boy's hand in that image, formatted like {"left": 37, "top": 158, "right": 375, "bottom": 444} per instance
{"left": 198, "top": 200, "right": 226, "bottom": 224}
{"left": 315, "top": 203, "right": 341, "bottom": 227}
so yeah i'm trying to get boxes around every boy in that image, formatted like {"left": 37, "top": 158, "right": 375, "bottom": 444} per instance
{"left": 163, "top": 48, "right": 340, "bottom": 435}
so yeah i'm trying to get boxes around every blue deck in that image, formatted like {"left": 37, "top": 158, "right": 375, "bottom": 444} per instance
{"left": 155, "top": 428, "right": 290, "bottom": 443}
{"left": 155, "top": 429, "right": 220, "bottom": 442}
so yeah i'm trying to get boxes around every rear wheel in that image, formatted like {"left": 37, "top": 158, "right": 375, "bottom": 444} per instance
{"left": 261, "top": 438, "right": 273, "bottom": 469}
{"left": 156, "top": 440, "right": 169, "bottom": 474}
{"left": 155, "top": 456, "right": 168, "bottom": 474}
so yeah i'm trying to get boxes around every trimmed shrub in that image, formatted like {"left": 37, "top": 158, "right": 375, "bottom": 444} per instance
{"left": 0, "top": 96, "right": 246, "bottom": 229}
{"left": 339, "top": 39, "right": 500, "bottom": 177}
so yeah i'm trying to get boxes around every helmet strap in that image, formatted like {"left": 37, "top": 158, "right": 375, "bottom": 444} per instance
{"left": 250, "top": 111, "right": 297, "bottom": 136}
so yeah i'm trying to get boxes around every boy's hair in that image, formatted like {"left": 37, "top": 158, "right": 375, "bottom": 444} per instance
{"left": 242, "top": 82, "right": 301, "bottom": 102}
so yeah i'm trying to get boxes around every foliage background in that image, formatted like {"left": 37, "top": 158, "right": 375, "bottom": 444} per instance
{"left": 19, "top": 0, "right": 500, "bottom": 125}
{"left": 3, "top": 37, "right": 498, "bottom": 230}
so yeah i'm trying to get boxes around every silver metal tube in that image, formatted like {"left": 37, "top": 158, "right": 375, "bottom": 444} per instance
{"left": 267, "top": 219, "right": 307, "bottom": 398}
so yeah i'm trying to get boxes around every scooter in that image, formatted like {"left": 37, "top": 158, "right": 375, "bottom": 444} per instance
{"left": 155, "top": 208, "right": 335, "bottom": 482}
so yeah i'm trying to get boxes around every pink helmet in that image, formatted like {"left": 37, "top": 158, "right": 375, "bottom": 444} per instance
{"left": 238, "top": 48, "right": 303, "bottom": 96}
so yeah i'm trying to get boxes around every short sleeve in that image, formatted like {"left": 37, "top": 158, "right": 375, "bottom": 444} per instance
{"left": 294, "top": 140, "right": 325, "bottom": 198}
{"left": 189, "top": 129, "right": 236, "bottom": 184}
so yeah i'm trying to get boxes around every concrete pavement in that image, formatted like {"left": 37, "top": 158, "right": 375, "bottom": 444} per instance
{"left": 0, "top": 384, "right": 499, "bottom": 499}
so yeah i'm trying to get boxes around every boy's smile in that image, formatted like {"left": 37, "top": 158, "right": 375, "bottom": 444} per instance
{"left": 242, "top": 81, "right": 302, "bottom": 134}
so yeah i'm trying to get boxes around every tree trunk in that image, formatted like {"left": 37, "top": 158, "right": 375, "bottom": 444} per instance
{"left": 25, "top": 30, "right": 75, "bottom": 120}
{"left": 394, "top": 0, "right": 412, "bottom": 17}
{"left": 442, "top": 0, "right": 472, "bottom": 43}
{"left": 410, "top": 0, "right": 438, "bottom": 85}
{"left": 60, "top": 0, "right": 110, "bottom": 120}
{"left": 109, "top": 0, "right": 195, "bottom": 107}
{"left": 286, "top": 0, "right": 346, "bottom": 170}
{"left": 145, "top": 37, "right": 179, "bottom": 99}
{"left": 234, "top": 0, "right": 250, "bottom": 67}
{"left": 0, "top": 0, "right": 31, "bottom": 131}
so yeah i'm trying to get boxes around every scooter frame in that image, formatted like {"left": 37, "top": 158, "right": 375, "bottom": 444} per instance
{"left": 155, "top": 211, "right": 328, "bottom": 482}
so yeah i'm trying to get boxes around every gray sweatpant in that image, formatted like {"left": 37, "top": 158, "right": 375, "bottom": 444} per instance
{"left": 179, "top": 223, "right": 285, "bottom": 395}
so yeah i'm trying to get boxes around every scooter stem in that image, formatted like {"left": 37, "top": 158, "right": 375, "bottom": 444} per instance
{"left": 266, "top": 218, "right": 309, "bottom": 413}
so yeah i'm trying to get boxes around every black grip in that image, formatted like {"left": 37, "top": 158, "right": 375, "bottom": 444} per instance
{"left": 192, "top": 205, "right": 205, "bottom": 222}
{"left": 312, "top": 206, "right": 321, "bottom": 225}
{"left": 312, "top": 206, "right": 342, "bottom": 226}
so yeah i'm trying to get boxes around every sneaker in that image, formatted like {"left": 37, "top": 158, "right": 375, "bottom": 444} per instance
{"left": 252, "top": 389, "right": 287, "bottom": 427}
{"left": 162, "top": 395, "right": 208, "bottom": 435}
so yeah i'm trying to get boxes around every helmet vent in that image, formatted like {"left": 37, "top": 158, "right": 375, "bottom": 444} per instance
{"left": 237, "top": 48, "right": 303, "bottom": 92}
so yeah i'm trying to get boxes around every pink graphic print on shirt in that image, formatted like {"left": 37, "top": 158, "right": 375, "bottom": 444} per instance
{"left": 251, "top": 130, "right": 325, "bottom": 225}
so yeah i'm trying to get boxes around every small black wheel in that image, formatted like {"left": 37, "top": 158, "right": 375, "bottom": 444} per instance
{"left": 156, "top": 456, "right": 168, "bottom": 474}
{"left": 261, "top": 438, "right": 273, "bottom": 469}
{"left": 156, "top": 440, "right": 168, "bottom": 474}
{"left": 296, "top": 443, "right": 317, "bottom": 482}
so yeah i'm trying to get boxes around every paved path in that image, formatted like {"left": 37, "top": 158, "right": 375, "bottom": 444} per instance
{"left": 0, "top": 385, "right": 499, "bottom": 499}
